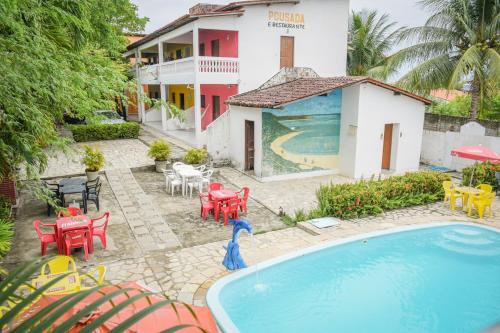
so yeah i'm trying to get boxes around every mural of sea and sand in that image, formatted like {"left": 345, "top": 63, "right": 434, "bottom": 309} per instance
{"left": 262, "top": 90, "right": 342, "bottom": 177}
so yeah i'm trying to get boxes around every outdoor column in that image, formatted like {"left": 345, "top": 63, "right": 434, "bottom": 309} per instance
{"left": 136, "top": 49, "right": 144, "bottom": 123}
{"left": 160, "top": 83, "right": 167, "bottom": 131}
{"left": 193, "top": 27, "right": 202, "bottom": 143}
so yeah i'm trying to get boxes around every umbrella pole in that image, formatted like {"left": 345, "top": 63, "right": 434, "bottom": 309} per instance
{"left": 469, "top": 163, "right": 476, "bottom": 187}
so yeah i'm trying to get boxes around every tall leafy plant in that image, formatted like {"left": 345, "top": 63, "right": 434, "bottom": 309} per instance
{"left": 0, "top": 259, "right": 202, "bottom": 332}
{"left": 0, "top": 0, "right": 146, "bottom": 181}
{"left": 347, "top": 10, "right": 403, "bottom": 80}
{"left": 389, "top": 0, "right": 500, "bottom": 120}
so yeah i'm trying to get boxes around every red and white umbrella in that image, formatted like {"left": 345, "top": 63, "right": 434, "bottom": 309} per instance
{"left": 451, "top": 145, "right": 500, "bottom": 164}
{"left": 450, "top": 145, "right": 500, "bottom": 186}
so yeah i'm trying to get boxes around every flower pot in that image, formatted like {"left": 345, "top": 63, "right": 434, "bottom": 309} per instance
{"left": 155, "top": 160, "right": 169, "bottom": 173}
{"left": 86, "top": 170, "right": 99, "bottom": 181}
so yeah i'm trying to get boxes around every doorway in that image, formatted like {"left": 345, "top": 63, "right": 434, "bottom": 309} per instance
{"left": 212, "top": 95, "right": 220, "bottom": 120}
{"left": 179, "top": 93, "right": 185, "bottom": 110}
{"left": 245, "top": 120, "right": 255, "bottom": 171}
{"left": 381, "top": 124, "right": 394, "bottom": 170}
{"left": 280, "top": 36, "right": 294, "bottom": 69}
{"left": 211, "top": 39, "right": 220, "bottom": 57}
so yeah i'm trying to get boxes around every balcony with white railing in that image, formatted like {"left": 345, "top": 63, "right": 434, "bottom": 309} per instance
{"left": 138, "top": 56, "right": 239, "bottom": 84}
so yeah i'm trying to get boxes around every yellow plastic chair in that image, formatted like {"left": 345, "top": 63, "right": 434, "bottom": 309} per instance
{"left": 468, "top": 192, "right": 495, "bottom": 219}
{"left": 41, "top": 256, "right": 77, "bottom": 276}
{"left": 79, "top": 265, "right": 107, "bottom": 290}
{"left": 476, "top": 184, "right": 493, "bottom": 193}
{"left": 31, "top": 272, "right": 81, "bottom": 296}
{"left": 443, "top": 181, "right": 462, "bottom": 210}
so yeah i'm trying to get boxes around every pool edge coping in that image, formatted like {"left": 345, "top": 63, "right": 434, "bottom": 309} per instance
{"left": 206, "top": 221, "right": 500, "bottom": 333}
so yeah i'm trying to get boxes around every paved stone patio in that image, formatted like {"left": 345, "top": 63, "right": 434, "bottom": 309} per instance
{"left": 3, "top": 132, "right": 500, "bottom": 312}
{"left": 42, "top": 139, "right": 153, "bottom": 178}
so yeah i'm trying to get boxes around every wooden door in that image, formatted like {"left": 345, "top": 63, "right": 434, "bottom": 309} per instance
{"left": 280, "top": 36, "right": 294, "bottom": 69}
{"left": 211, "top": 39, "right": 220, "bottom": 57}
{"left": 245, "top": 120, "right": 255, "bottom": 171}
{"left": 212, "top": 95, "right": 220, "bottom": 120}
{"left": 382, "top": 124, "right": 393, "bottom": 170}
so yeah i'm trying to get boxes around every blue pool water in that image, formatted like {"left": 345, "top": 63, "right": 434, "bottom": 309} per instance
{"left": 207, "top": 224, "right": 500, "bottom": 333}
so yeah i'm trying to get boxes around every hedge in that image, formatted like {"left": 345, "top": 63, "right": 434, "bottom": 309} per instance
{"left": 69, "top": 122, "right": 140, "bottom": 142}
{"left": 286, "top": 171, "right": 451, "bottom": 223}
{"left": 0, "top": 196, "right": 13, "bottom": 258}
{"left": 462, "top": 161, "right": 499, "bottom": 189}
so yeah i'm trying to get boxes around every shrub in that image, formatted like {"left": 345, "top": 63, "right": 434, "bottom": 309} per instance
{"left": 69, "top": 122, "right": 140, "bottom": 142}
{"left": 462, "top": 161, "right": 500, "bottom": 189}
{"left": 148, "top": 140, "right": 171, "bottom": 161}
{"left": 0, "top": 196, "right": 11, "bottom": 220}
{"left": 82, "top": 145, "right": 105, "bottom": 172}
{"left": 0, "top": 218, "right": 13, "bottom": 258}
{"left": 291, "top": 171, "right": 450, "bottom": 222}
{"left": 183, "top": 148, "right": 208, "bottom": 165}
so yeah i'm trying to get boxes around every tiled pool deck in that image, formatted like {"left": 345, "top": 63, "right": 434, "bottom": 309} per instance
{"left": 3, "top": 127, "right": 499, "bottom": 308}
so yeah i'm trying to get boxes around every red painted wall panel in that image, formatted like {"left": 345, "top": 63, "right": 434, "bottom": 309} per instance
{"left": 198, "top": 29, "right": 238, "bottom": 58}
{"left": 200, "top": 84, "right": 238, "bottom": 130}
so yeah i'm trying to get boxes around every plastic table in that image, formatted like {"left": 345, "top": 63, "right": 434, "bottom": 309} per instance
{"left": 210, "top": 189, "right": 238, "bottom": 222}
{"left": 455, "top": 186, "right": 484, "bottom": 211}
{"left": 56, "top": 215, "right": 92, "bottom": 254}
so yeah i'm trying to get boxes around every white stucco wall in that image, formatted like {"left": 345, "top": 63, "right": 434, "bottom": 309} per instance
{"left": 195, "top": 0, "right": 349, "bottom": 92}
{"left": 206, "top": 106, "right": 263, "bottom": 176}
{"left": 339, "top": 85, "right": 360, "bottom": 178}
{"left": 144, "top": 107, "right": 162, "bottom": 122}
{"left": 228, "top": 106, "right": 263, "bottom": 177}
{"left": 352, "top": 83, "right": 426, "bottom": 178}
{"left": 421, "top": 122, "right": 500, "bottom": 170}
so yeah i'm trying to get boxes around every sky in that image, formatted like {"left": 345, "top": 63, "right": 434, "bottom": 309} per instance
{"left": 130, "top": 0, "right": 430, "bottom": 34}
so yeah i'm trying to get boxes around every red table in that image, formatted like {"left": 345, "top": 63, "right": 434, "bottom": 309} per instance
{"left": 210, "top": 189, "right": 238, "bottom": 222}
{"left": 56, "top": 215, "right": 92, "bottom": 255}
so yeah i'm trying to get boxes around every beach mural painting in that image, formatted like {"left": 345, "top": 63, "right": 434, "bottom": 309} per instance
{"left": 262, "top": 90, "right": 342, "bottom": 177}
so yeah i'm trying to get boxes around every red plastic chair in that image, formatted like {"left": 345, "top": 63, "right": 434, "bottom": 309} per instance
{"left": 33, "top": 220, "right": 57, "bottom": 256}
{"left": 90, "top": 212, "right": 110, "bottom": 249}
{"left": 199, "top": 193, "right": 214, "bottom": 221}
{"left": 209, "top": 182, "right": 224, "bottom": 192}
{"left": 57, "top": 207, "right": 83, "bottom": 218}
{"left": 63, "top": 229, "right": 90, "bottom": 261}
{"left": 236, "top": 187, "right": 250, "bottom": 213}
{"left": 221, "top": 198, "right": 239, "bottom": 226}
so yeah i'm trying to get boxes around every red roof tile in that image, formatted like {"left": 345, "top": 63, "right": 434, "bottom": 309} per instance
{"left": 227, "top": 76, "right": 431, "bottom": 108}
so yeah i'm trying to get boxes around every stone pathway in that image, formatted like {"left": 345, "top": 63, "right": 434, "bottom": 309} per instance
{"left": 139, "top": 126, "right": 188, "bottom": 161}
{"left": 42, "top": 139, "right": 153, "bottom": 178}
{"left": 105, "top": 168, "right": 181, "bottom": 251}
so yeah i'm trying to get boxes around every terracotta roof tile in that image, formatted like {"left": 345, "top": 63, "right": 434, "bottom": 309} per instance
{"left": 227, "top": 76, "right": 431, "bottom": 108}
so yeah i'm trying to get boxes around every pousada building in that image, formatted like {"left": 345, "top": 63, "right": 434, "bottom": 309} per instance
{"left": 126, "top": 0, "right": 430, "bottom": 180}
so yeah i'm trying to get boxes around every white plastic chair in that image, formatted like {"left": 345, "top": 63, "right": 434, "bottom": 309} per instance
{"left": 200, "top": 169, "right": 213, "bottom": 192}
{"left": 195, "top": 165, "right": 206, "bottom": 172}
{"left": 187, "top": 177, "right": 203, "bottom": 198}
{"left": 169, "top": 176, "right": 182, "bottom": 196}
{"left": 162, "top": 169, "right": 176, "bottom": 192}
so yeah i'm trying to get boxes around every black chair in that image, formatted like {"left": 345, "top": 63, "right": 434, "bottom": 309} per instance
{"left": 85, "top": 177, "right": 100, "bottom": 193}
{"left": 42, "top": 181, "right": 60, "bottom": 216}
{"left": 86, "top": 183, "right": 102, "bottom": 212}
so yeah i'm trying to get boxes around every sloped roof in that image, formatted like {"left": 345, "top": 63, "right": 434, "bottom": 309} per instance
{"left": 226, "top": 76, "right": 432, "bottom": 108}
{"left": 127, "top": 0, "right": 300, "bottom": 50}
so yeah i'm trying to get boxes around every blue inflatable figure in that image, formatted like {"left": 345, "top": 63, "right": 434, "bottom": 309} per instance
{"left": 223, "top": 219, "right": 253, "bottom": 270}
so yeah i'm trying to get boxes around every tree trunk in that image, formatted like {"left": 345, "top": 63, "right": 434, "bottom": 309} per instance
{"left": 469, "top": 75, "right": 481, "bottom": 121}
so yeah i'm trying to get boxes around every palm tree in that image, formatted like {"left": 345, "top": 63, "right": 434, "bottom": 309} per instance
{"left": 347, "top": 10, "right": 403, "bottom": 80}
{"left": 390, "top": 0, "right": 500, "bottom": 120}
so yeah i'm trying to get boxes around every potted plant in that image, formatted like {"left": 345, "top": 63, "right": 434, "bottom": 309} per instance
{"left": 82, "top": 145, "right": 105, "bottom": 181}
{"left": 148, "top": 139, "right": 171, "bottom": 172}
{"left": 183, "top": 148, "right": 208, "bottom": 165}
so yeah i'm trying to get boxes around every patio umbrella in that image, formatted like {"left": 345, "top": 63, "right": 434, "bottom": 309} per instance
{"left": 15, "top": 282, "right": 217, "bottom": 333}
{"left": 450, "top": 145, "right": 500, "bottom": 186}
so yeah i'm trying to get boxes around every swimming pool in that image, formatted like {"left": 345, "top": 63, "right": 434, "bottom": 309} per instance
{"left": 207, "top": 223, "right": 500, "bottom": 333}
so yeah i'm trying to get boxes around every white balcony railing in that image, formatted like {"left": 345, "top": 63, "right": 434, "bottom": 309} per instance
{"left": 198, "top": 57, "right": 239, "bottom": 74}
{"left": 138, "top": 56, "right": 239, "bottom": 82}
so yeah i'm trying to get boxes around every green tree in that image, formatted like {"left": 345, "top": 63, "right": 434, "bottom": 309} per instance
{"left": 0, "top": 0, "right": 147, "bottom": 180}
{"left": 390, "top": 0, "right": 500, "bottom": 120}
{"left": 347, "top": 10, "right": 403, "bottom": 80}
